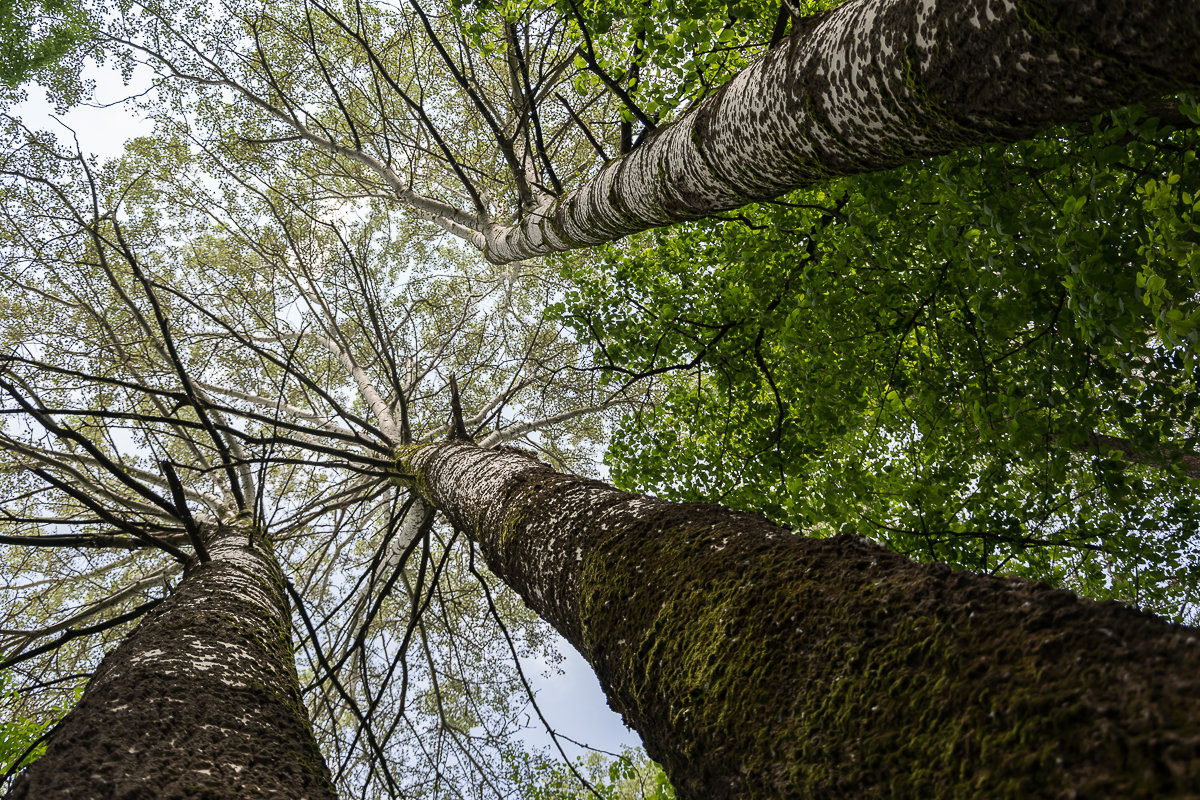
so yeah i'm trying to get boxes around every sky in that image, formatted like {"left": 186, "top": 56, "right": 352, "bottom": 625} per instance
{"left": 522, "top": 643, "right": 641, "bottom": 757}
{"left": 11, "top": 59, "right": 645, "bottom": 762}
{"left": 12, "top": 64, "right": 152, "bottom": 161}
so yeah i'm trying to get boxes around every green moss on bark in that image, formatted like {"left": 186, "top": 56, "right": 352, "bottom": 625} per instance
{"left": 578, "top": 509, "right": 1200, "bottom": 798}
{"left": 403, "top": 442, "right": 1200, "bottom": 799}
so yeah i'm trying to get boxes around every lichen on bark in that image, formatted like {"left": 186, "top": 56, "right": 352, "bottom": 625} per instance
{"left": 482, "top": 0, "right": 1200, "bottom": 263}
{"left": 8, "top": 523, "right": 337, "bottom": 800}
{"left": 398, "top": 441, "right": 1200, "bottom": 799}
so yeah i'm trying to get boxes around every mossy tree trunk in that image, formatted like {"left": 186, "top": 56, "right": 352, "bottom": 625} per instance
{"left": 8, "top": 521, "right": 337, "bottom": 800}
{"left": 481, "top": 0, "right": 1200, "bottom": 262}
{"left": 398, "top": 441, "right": 1200, "bottom": 799}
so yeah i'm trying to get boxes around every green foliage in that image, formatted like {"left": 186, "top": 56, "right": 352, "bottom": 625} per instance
{"left": 505, "top": 746, "right": 675, "bottom": 800}
{"left": 451, "top": 0, "right": 840, "bottom": 139}
{"left": 0, "top": 672, "right": 78, "bottom": 776}
{"left": 555, "top": 97, "right": 1200, "bottom": 621}
{"left": 0, "top": 0, "right": 90, "bottom": 88}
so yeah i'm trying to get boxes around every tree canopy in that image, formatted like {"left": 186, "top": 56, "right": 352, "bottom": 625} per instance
{"left": 104, "top": 0, "right": 1200, "bottom": 260}
{"left": 0, "top": 0, "right": 1198, "bottom": 796}
{"left": 0, "top": 0, "right": 90, "bottom": 88}
{"left": 0, "top": 114, "right": 640, "bottom": 796}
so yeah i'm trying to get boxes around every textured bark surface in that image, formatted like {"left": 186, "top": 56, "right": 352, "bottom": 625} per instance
{"left": 1084, "top": 432, "right": 1200, "bottom": 480}
{"left": 483, "top": 0, "right": 1200, "bottom": 262}
{"left": 8, "top": 523, "right": 336, "bottom": 800}
{"left": 399, "top": 441, "right": 1200, "bottom": 799}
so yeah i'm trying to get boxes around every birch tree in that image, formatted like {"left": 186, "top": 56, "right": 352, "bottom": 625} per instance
{"left": 110, "top": 0, "right": 1200, "bottom": 262}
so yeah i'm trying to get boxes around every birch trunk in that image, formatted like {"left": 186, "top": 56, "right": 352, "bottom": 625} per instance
{"left": 482, "top": 0, "right": 1200, "bottom": 263}
{"left": 8, "top": 522, "right": 337, "bottom": 800}
{"left": 398, "top": 441, "right": 1200, "bottom": 799}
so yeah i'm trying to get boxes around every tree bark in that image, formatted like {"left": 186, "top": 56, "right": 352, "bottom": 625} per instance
{"left": 481, "top": 0, "right": 1200, "bottom": 263}
{"left": 8, "top": 521, "right": 337, "bottom": 800}
{"left": 398, "top": 441, "right": 1200, "bottom": 799}
{"left": 1084, "top": 431, "right": 1200, "bottom": 481}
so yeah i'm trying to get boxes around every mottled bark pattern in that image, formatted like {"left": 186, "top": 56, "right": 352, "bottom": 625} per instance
{"left": 1084, "top": 432, "right": 1200, "bottom": 480}
{"left": 400, "top": 442, "right": 1200, "bottom": 799}
{"left": 484, "top": 0, "right": 1200, "bottom": 263}
{"left": 9, "top": 523, "right": 336, "bottom": 800}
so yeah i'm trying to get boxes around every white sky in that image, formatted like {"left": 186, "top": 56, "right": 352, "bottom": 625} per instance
{"left": 12, "top": 63, "right": 155, "bottom": 159}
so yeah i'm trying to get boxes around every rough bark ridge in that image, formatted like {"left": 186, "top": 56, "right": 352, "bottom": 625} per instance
{"left": 8, "top": 522, "right": 337, "bottom": 800}
{"left": 483, "top": 0, "right": 1200, "bottom": 263}
{"left": 1084, "top": 432, "right": 1200, "bottom": 480}
{"left": 398, "top": 441, "right": 1200, "bottom": 799}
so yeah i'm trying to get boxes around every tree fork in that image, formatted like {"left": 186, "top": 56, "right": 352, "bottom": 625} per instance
{"left": 482, "top": 0, "right": 1200, "bottom": 262}
{"left": 7, "top": 521, "right": 337, "bottom": 800}
{"left": 397, "top": 441, "right": 1200, "bottom": 798}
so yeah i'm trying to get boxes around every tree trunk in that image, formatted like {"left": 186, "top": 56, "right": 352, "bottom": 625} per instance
{"left": 482, "top": 0, "right": 1200, "bottom": 263}
{"left": 398, "top": 441, "right": 1200, "bottom": 799}
{"left": 1084, "top": 431, "right": 1200, "bottom": 480}
{"left": 8, "top": 521, "right": 337, "bottom": 800}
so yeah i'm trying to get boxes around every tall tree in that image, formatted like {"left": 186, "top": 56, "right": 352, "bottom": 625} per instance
{"left": 111, "top": 0, "right": 1200, "bottom": 262}
{"left": 90, "top": 85, "right": 1199, "bottom": 799}
{"left": 395, "top": 437, "right": 1200, "bottom": 798}
{"left": 0, "top": 111, "right": 1193, "bottom": 800}
{"left": 8, "top": 520, "right": 339, "bottom": 799}
{"left": 0, "top": 125, "right": 337, "bottom": 797}
{"left": 0, "top": 120, "right": 630, "bottom": 797}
